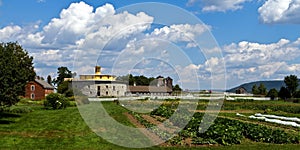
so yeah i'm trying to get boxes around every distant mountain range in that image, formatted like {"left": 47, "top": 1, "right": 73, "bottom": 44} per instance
{"left": 227, "top": 80, "right": 287, "bottom": 93}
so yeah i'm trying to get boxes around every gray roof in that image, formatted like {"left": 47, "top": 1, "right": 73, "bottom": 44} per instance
{"left": 128, "top": 86, "right": 172, "bottom": 93}
{"left": 35, "top": 79, "right": 55, "bottom": 89}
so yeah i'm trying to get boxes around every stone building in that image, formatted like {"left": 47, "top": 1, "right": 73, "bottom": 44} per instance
{"left": 71, "top": 66, "right": 127, "bottom": 97}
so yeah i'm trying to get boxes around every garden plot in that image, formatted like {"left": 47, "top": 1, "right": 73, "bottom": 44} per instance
{"left": 127, "top": 103, "right": 300, "bottom": 146}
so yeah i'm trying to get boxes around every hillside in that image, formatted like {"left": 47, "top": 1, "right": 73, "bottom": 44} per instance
{"left": 227, "top": 80, "right": 286, "bottom": 93}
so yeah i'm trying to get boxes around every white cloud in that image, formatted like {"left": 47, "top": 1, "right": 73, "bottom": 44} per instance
{"left": 223, "top": 38, "right": 300, "bottom": 66}
{"left": 0, "top": 2, "right": 154, "bottom": 77}
{"left": 187, "top": 0, "right": 251, "bottom": 12}
{"left": 37, "top": 0, "right": 46, "bottom": 3}
{"left": 149, "top": 24, "right": 210, "bottom": 48}
{"left": 0, "top": 25, "right": 22, "bottom": 41}
{"left": 222, "top": 38, "right": 300, "bottom": 87}
{"left": 258, "top": 0, "right": 300, "bottom": 24}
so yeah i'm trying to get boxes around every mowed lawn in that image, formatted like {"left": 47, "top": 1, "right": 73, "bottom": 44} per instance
{"left": 0, "top": 102, "right": 299, "bottom": 150}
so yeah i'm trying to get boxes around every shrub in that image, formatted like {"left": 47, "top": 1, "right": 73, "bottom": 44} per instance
{"left": 44, "top": 93, "right": 70, "bottom": 109}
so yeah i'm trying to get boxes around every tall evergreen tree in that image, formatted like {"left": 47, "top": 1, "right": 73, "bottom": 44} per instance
{"left": 47, "top": 75, "right": 52, "bottom": 85}
{"left": 252, "top": 84, "right": 259, "bottom": 95}
{"left": 258, "top": 83, "right": 267, "bottom": 95}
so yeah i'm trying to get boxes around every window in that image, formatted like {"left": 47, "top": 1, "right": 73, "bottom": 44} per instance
{"left": 31, "top": 85, "right": 35, "bottom": 91}
{"left": 106, "top": 91, "right": 109, "bottom": 96}
{"left": 106, "top": 85, "right": 108, "bottom": 89}
{"left": 113, "top": 86, "right": 115, "bottom": 91}
{"left": 31, "top": 93, "right": 35, "bottom": 99}
{"left": 97, "top": 86, "right": 101, "bottom": 97}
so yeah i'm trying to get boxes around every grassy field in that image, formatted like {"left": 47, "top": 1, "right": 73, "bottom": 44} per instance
{"left": 0, "top": 100, "right": 299, "bottom": 149}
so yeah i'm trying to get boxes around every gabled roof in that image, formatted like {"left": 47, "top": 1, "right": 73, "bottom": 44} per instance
{"left": 35, "top": 79, "right": 55, "bottom": 89}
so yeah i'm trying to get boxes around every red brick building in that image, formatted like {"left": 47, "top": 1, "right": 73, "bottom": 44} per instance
{"left": 25, "top": 79, "right": 55, "bottom": 100}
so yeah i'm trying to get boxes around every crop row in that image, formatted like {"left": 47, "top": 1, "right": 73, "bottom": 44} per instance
{"left": 150, "top": 105, "right": 299, "bottom": 145}
{"left": 129, "top": 111, "right": 173, "bottom": 140}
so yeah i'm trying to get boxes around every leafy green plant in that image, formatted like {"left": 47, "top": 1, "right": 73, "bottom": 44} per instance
{"left": 151, "top": 105, "right": 174, "bottom": 118}
{"left": 44, "top": 93, "right": 70, "bottom": 109}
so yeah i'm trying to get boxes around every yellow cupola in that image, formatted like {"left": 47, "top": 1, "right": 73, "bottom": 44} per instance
{"left": 95, "top": 66, "right": 101, "bottom": 75}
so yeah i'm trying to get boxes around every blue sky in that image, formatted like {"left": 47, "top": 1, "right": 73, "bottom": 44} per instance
{"left": 1, "top": 0, "right": 300, "bottom": 90}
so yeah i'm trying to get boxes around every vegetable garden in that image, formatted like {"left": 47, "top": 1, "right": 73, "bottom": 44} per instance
{"left": 127, "top": 99, "right": 300, "bottom": 147}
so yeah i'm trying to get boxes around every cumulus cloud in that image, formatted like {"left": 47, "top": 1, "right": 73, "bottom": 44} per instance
{"left": 258, "top": 0, "right": 300, "bottom": 24}
{"left": 221, "top": 38, "right": 300, "bottom": 87}
{"left": 149, "top": 24, "right": 210, "bottom": 48}
{"left": 0, "top": 2, "right": 154, "bottom": 76}
{"left": 223, "top": 39, "right": 300, "bottom": 66}
{"left": 187, "top": 0, "right": 251, "bottom": 12}
{"left": 0, "top": 25, "right": 22, "bottom": 40}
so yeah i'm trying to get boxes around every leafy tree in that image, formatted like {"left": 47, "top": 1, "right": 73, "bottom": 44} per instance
{"left": 173, "top": 84, "right": 182, "bottom": 91}
{"left": 284, "top": 75, "right": 299, "bottom": 97}
{"left": 129, "top": 74, "right": 134, "bottom": 85}
{"left": 44, "top": 93, "right": 69, "bottom": 109}
{"left": 53, "top": 66, "right": 73, "bottom": 86}
{"left": 294, "top": 90, "right": 300, "bottom": 98}
{"left": 258, "top": 83, "right": 267, "bottom": 95}
{"left": 134, "top": 75, "right": 150, "bottom": 85}
{"left": 252, "top": 84, "right": 259, "bottom": 95}
{"left": 47, "top": 75, "right": 52, "bottom": 85}
{"left": 57, "top": 81, "right": 73, "bottom": 97}
{"left": 0, "top": 42, "right": 36, "bottom": 109}
{"left": 278, "top": 86, "right": 291, "bottom": 100}
{"left": 267, "top": 88, "right": 278, "bottom": 100}
{"left": 36, "top": 76, "right": 44, "bottom": 80}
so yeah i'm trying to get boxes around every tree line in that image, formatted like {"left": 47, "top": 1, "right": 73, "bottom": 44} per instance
{"left": 252, "top": 75, "right": 300, "bottom": 100}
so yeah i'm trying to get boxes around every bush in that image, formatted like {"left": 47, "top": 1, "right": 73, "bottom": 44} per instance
{"left": 44, "top": 93, "right": 70, "bottom": 109}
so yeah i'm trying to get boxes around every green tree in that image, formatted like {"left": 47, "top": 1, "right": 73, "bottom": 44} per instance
{"left": 267, "top": 88, "right": 278, "bottom": 100}
{"left": 278, "top": 86, "right": 291, "bottom": 100}
{"left": 252, "top": 84, "right": 259, "bottom": 95}
{"left": 284, "top": 75, "right": 299, "bottom": 97}
{"left": 44, "top": 93, "right": 69, "bottom": 109}
{"left": 258, "top": 83, "right": 267, "bottom": 95}
{"left": 53, "top": 66, "right": 73, "bottom": 86}
{"left": 0, "top": 42, "right": 36, "bottom": 109}
{"left": 129, "top": 74, "right": 134, "bottom": 85}
{"left": 134, "top": 75, "right": 149, "bottom": 85}
{"left": 173, "top": 84, "right": 182, "bottom": 91}
{"left": 57, "top": 81, "right": 73, "bottom": 97}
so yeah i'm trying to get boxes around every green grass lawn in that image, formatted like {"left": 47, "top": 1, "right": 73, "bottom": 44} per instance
{"left": 0, "top": 101, "right": 299, "bottom": 149}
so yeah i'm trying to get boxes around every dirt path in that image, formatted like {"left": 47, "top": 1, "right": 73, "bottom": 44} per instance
{"left": 142, "top": 115, "right": 179, "bottom": 134}
{"left": 123, "top": 112, "right": 165, "bottom": 145}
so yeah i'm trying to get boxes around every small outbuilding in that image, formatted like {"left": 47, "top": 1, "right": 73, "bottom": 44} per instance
{"left": 235, "top": 87, "right": 247, "bottom": 94}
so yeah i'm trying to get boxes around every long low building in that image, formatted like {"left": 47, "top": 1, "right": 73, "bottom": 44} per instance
{"left": 127, "top": 85, "right": 172, "bottom": 96}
